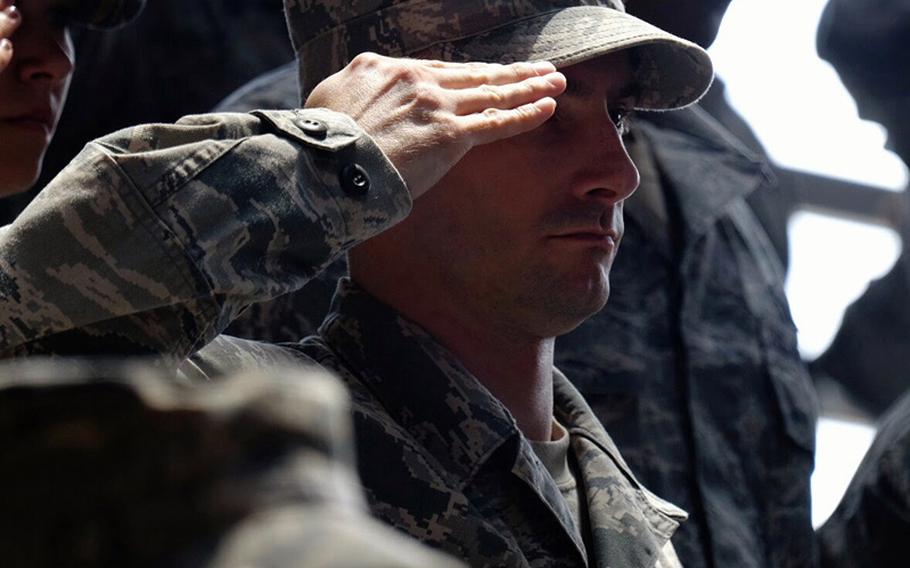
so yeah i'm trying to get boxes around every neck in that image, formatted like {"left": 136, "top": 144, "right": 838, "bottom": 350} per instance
{"left": 429, "top": 314, "right": 557, "bottom": 442}
{"left": 351, "top": 263, "right": 556, "bottom": 442}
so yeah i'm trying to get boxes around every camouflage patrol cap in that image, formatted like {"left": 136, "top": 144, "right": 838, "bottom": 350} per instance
{"left": 57, "top": 0, "right": 146, "bottom": 29}
{"left": 283, "top": 0, "right": 714, "bottom": 111}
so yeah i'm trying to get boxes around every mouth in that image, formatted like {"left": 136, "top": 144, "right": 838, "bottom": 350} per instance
{"left": 549, "top": 229, "right": 620, "bottom": 250}
{"left": 1, "top": 108, "right": 56, "bottom": 135}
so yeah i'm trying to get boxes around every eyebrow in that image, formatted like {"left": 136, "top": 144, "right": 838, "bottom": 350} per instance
{"left": 613, "top": 82, "right": 641, "bottom": 102}
{"left": 563, "top": 77, "right": 641, "bottom": 103}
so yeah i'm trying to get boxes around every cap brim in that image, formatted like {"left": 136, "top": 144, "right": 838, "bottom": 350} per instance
{"left": 71, "top": 0, "right": 146, "bottom": 30}
{"left": 417, "top": 6, "right": 714, "bottom": 111}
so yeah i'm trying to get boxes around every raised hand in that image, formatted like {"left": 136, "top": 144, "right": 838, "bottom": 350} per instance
{"left": 305, "top": 52, "right": 566, "bottom": 200}
{"left": 0, "top": 0, "right": 20, "bottom": 75}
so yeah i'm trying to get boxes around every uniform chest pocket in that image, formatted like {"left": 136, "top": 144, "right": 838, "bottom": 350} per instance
{"left": 726, "top": 200, "right": 819, "bottom": 454}
{"left": 761, "top": 319, "right": 819, "bottom": 454}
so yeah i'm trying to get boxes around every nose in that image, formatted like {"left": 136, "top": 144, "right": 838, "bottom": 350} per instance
{"left": 575, "top": 115, "right": 640, "bottom": 203}
{"left": 15, "top": 31, "right": 74, "bottom": 87}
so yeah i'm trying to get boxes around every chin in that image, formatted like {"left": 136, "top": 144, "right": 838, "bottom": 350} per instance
{"left": 0, "top": 150, "right": 45, "bottom": 197}
{"left": 0, "top": 169, "right": 41, "bottom": 197}
{"left": 541, "top": 280, "right": 611, "bottom": 337}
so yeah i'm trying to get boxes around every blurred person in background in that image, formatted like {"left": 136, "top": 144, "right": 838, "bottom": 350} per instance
{"left": 0, "top": 0, "right": 74, "bottom": 198}
{"left": 814, "top": 0, "right": 910, "bottom": 564}
{"left": 0, "top": 0, "right": 293, "bottom": 224}
{"left": 812, "top": 0, "right": 910, "bottom": 418}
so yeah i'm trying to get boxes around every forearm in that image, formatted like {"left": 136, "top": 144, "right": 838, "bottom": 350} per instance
{"left": 0, "top": 109, "right": 410, "bottom": 358}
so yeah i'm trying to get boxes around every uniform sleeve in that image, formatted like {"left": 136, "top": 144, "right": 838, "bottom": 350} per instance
{"left": 0, "top": 109, "right": 411, "bottom": 360}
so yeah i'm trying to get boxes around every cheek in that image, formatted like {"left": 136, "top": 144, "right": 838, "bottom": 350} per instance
{"left": 429, "top": 142, "right": 557, "bottom": 256}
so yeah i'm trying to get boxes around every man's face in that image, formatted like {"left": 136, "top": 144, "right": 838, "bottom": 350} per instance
{"left": 400, "top": 52, "right": 639, "bottom": 339}
{"left": 627, "top": 0, "right": 732, "bottom": 48}
{"left": 0, "top": 0, "right": 74, "bottom": 196}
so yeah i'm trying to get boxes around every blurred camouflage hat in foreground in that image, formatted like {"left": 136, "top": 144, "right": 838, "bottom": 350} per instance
{"left": 55, "top": 0, "right": 146, "bottom": 29}
{"left": 0, "top": 360, "right": 362, "bottom": 566}
{"left": 283, "top": 0, "right": 714, "bottom": 111}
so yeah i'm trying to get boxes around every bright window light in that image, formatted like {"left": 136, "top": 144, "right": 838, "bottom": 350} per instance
{"left": 711, "top": 0, "right": 908, "bottom": 190}
{"left": 708, "top": 0, "right": 906, "bottom": 529}
{"left": 786, "top": 211, "right": 901, "bottom": 358}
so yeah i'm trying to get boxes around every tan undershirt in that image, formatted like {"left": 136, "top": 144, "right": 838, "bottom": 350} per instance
{"left": 529, "top": 421, "right": 592, "bottom": 553}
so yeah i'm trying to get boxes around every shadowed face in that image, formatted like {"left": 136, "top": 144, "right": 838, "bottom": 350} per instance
{"left": 0, "top": 0, "right": 74, "bottom": 196}
{"left": 371, "top": 52, "right": 640, "bottom": 340}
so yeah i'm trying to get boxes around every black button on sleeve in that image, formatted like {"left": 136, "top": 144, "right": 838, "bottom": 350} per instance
{"left": 339, "top": 164, "right": 371, "bottom": 194}
{"left": 298, "top": 118, "right": 328, "bottom": 139}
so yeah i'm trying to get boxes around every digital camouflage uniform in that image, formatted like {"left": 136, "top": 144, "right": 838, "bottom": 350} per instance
{"left": 0, "top": 108, "right": 687, "bottom": 567}
{"left": 0, "top": 359, "right": 466, "bottom": 568}
{"left": 219, "top": 65, "right": 819, "bottom": 568}
{"left": 811, "top": 0, "right": 910, "bottom": 562}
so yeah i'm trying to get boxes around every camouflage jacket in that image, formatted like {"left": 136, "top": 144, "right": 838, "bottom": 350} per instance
{"left": 817, "top": 389, "right": 910, "bottom": 568}
{"left": 0, "top": 108, "right": 408, "bottom": 359}
{"left": 0, "top": 110, "right": 686, "bottom": 567}
{"left": 557, "top": 108, "right": 819, "bottom": 568}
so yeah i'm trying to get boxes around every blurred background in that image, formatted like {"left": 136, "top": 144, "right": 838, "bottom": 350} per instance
{"left": 711, "top": 0, "right": 902, "bottom": 527}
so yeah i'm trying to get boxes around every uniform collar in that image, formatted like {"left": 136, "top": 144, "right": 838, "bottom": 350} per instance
{"left": 633, "top": 106, "right": 775, "bottom": 241}
{"left": 554, "top": 369, "right": 689, "bottom": 566}
{"left": 318, "top": 278, "right": 520, "bottom": 488}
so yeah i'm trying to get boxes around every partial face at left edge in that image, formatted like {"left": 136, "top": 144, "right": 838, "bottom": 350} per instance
{"left": 0, "top": 0, "right": 74, "bottom": 196}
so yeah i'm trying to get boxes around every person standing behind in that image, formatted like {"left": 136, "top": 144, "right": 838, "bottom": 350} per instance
{"left": 21, "top": 0, "right": 294, "bottom": 222}
{"left": 0, "top": 0, "right": 143, "bottom": 198}
{"left": 811, "top": 0, "right": 910, "bottom": 418}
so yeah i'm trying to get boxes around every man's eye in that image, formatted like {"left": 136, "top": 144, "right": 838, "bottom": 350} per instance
{"left": 609, "top": 108, "right": 634, "bottom": 136}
